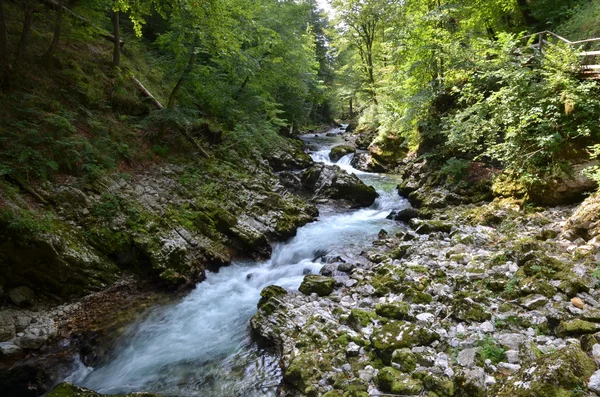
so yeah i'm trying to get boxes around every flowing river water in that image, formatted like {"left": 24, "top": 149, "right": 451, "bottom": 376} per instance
{"left": 68, "top": 126, "right": 409, "bottom": 396}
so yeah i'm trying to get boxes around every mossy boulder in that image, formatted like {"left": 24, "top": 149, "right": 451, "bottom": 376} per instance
{"left": 377, "top": 367, "right": 423, "bottom": 395}
{"left": 47, "top": 383, "right": 160, "bottom": 397}
{"left": 299, "top": 275, "right": 335, "bottom": 296}
{"left": 257, "top": 285, "right": 287, "bottom": 312}
{"left": 423, "top": 374, "right": 455, "bottom": 397}
{"left": 348, "top": 309, "right": 377, "bottom": 330}
{"left": 371, "top": 321, "right": 440, "bottom": 363}
{"left": 494, "top": 345, "right": 596, "bottom": 397}
{"left": 376, "top": 302, "right": 411, "bottom": 320}
{"left": 453, "top": 299, "right": 492, "bottom": 323}
{"left": 329, "top": 145, "right": 356, "bottom": 162}
{"left": 391, "top": 348, "right": 417, "bottom": 373}
{"left": 556, "top": 319, "right": 600, "bottom": 337}
{"left": 409, "top": 219, "right": 453, "bottom": 234}
{"left": 284, "top": 353, "right": 330, "bottom": 394}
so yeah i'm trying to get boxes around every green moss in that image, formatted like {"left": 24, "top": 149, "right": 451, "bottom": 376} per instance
{"left": 299, "top": 275, "right": 335, "bottom": 296}
{"left": 424, "top": 375, "right": 455, "bottom": 397}
{"left": 556, "top": 319, "right": 600, "bottom": 337}
{"left": 391, "top": 348, "right": 417, "bottom": 373}
{"left": 371, "top": 322, "right": 439, "bottom": 364}
{"left": 377, "top": 367, "right": 423, "bottom": 395}
{"left": 348, "top": 309, "right": 377, "bottom": 329}
{"left": 375, "top": 302, "right": 411, "bottom": 320}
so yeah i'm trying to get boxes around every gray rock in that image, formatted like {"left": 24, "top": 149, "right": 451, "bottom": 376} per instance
{"left": 9, "top": 286, "right": 35, "bottom": 306}
{"left": 0, "top": 312, "right": 16, "bottom": 341}
{"left": 0, "top": 341, "right": 22, "bottom": 357}
{"left": 589, "top": 369, "right": 600, "bottom": 393}
{"left": 497, "top": 333, "right": 528, "bottom": 350}
{"left": 506, "top": 350, "right": 519, "bottom": 364}
{"left": 347, "top": 342, "right": 361, "bottom": 357}
{"left": 457, "top": 348, "right": 477, "bottom": 367}
{"left": 16, "top": 333, "right": 46, "bottom": 349}
{"left": 497, "top": 362, "right": 521, "bottom": 375}
{"left": 521, "top": 294, "right": 548, "bottom": 309}
{"left": 337, "top": 263, "right": 356, "bottom": 273}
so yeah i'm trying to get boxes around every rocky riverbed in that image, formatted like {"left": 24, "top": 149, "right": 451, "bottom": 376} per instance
{"left": 252, "top": 189, "right": 600, "bottom": 396}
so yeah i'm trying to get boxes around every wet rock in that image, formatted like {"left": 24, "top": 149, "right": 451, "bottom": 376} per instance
{"left": 267, "top": 147, "right": 313, "bottom": 171}
{"left": 351, "top": 152, "right": 387, "bottom": 172}
{"left": 301, "top": 164, "right": 379, "bottom": 207}
{"left": 0, "top": 342, "right": 22, "bottom": 357}
{"left": 387, "top": 207, "right": 420, "bottom": 223}
{"left": 329, "top": 145, "right": 355, "bottom": 162}
{"left": 298, "top": 275, "right": 335, "bottom": 297}
{"left": 8, "top": 287, "right": 35, "bottom": 306}
{"left": 47, "top": 382, "right": 161, "bottom": 397}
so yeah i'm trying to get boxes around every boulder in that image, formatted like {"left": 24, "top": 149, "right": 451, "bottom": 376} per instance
{"left": 377, "top": 367, "right": 423, "bottom": 395}
{"left": 298, "top": 275, "right": 335, "bottom": 296}
{"left": 301, "top": 164, "right": 378, "bottom": 207}
{"left": 387, "top": 207, "right": 420, "bottom": 222}
{"left": 409, "top": 219, "right": 453, "bottom": 234}
{"left": 351, "top": 152, "right": 387, "bottom": 172}
{"left": 329, "top": 145, "right": 355, "bottom": 162}
{"left": 267, "top": 147, "right": 313, "bottom": 171}
{"left": 8, "top": 286, "right": 35, "bottom": 307}
{"left": 494, "top": 345, "right": 596, "bottom": 397}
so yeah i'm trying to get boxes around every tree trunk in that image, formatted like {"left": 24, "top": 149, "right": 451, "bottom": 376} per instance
{"left": 349, "top": 97, "right": 353, "bottom": 119}
{"left": 45, "top": 0, "right": 63, "bottom": 59}
{"left": 167, "top": 48, "right": 197, "bottom": 109}
{"left": 15, "top": 3, "right": 34, "bottom": 66}
{"left": 0, "top": 0, "right": 10, "bottom": 86}
{"left": 112, "top": 9, "right": 121, "bottom": 68}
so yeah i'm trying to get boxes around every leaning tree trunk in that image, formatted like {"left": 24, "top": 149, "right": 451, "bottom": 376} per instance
{"left": 0, "top": 0, "right": 10, "bottom": 86}
{"left": 44, "top": 0, "right": 63, "bottom": 59}
{"left": 15, "top": 2, "right": 35, "bottom": 66}
{"left": 112, "top": 9, "right": 120, "bottom": 68}
{"left": 516, "top": 0, "right": 539, "bottom": 28}
{"left": 167, "top": 48, "right": 197, "bottom": 109}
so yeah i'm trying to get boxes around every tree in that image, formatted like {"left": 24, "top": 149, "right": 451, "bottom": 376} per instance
{"left": 0, "top": 0, "right": 9, "bottom": 86}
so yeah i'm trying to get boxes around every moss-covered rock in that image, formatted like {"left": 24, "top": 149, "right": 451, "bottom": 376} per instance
{"left": 371, "top": 321, "right": 440, "bottom": 363}
{"left": 375, "top": 302, "right": 411, "bottom": 320}
{"left": 47, "top": 382, "right": 160, "bottom": 397}
{"left": 377, "top": 367, "right": 423, "bottom": 395}
{"left": 284, "top": 353, "right": 330, "bottom": 394}
{"left": 391, "top": 348, "right": 417, "bottom": 373}
{"left": 299, "top": 275, "right": 335, "bottom": 296}
{"left": 556, "top": 319, "right": 600, "bottom": 337}
{"left": 494, "top": 345, "right": 596, "bottom": 397}
{"left": 257, "top": 285, "right": 287, "bottom": 311}
{"left": 329, "top": 145, "right": 356, "bottom": 162}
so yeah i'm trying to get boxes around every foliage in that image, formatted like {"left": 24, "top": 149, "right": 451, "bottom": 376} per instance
{"left": 476, "top": 336, "right": 506, "bottom": 364}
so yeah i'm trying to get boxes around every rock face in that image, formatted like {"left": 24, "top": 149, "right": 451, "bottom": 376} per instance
{"left": 302, "top": 164, "right": 378, "bottom": 207}
{"left": 251, "top": 197, "right": 600, "bottom": 397}
{"left": 0, "top": 158, "right": 318, "bottom": 300}
{"left": 329, "top": 145, "right": 355, "bottom": 162}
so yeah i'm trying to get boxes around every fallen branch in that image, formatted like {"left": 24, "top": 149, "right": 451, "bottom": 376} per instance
{"left": 132, "top": 76, "right": 163, "bottom": 109}
{"left": 39, "top": 0, "right": 124, "bottom": 47}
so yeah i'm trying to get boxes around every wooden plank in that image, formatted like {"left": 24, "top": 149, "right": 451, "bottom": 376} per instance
{"left": 571, "top": 37, "right": 600, "bottom": 45}
{"left": 581, "top": 65, "right": 600, "bottom": 70}
{"left": 579, "top": 51, "right": 600, "bottom": 57}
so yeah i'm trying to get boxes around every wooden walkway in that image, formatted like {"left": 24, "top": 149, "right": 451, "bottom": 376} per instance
{"left": 522, "top": 31, "right": 600, "bottom": 78}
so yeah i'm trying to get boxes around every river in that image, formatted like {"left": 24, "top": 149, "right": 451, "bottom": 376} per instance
{"left": 67, "top": 126, "right": 409, "bottom": 396}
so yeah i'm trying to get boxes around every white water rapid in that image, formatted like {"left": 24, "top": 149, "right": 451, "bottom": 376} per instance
{"left": 68, "top": 126, "right": 409, "bottom": 396}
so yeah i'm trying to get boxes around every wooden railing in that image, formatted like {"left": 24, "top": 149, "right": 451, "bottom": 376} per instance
{"left": 520, "top": 31, "right": 600, "bottom": 77}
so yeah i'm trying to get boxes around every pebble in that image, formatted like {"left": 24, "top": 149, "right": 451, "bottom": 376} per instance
{"left": 571, "top": 297, "right": 585, "bottom": 309}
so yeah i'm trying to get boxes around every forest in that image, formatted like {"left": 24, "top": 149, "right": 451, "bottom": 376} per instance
{"left": 1, "top": 0, "right": 600, "bottom": 397}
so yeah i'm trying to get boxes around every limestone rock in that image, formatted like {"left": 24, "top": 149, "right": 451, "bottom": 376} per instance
{"left": 298, "top": 275, "right": 335, "bottom": 297}
{"left": 301, "top": 164, "right": 379, "bottom": 207}
{"left": 329, "top": 145, "right": 355, "bottom": 162}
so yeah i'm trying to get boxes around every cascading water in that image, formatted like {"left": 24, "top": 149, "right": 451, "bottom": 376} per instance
{"left": 68, "top": 127, "right": 409, "bottom": 396}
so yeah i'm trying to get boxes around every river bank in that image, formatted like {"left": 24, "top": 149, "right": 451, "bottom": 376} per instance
{"left": 252, "top": 133, "right": 600, "bottom": 396}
